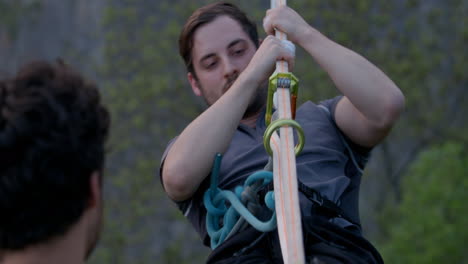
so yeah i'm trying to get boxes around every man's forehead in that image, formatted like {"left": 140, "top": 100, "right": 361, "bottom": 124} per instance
{"left": 192, "top": 16, "right": 250, "bottom": 59}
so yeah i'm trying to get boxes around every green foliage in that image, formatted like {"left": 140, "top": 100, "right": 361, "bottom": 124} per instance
{"left": 379, "top": 142, "right": 468, "bottom": 263}
{"left": 88, "top": 1, "right": 210, "bottom": 263}
{"left": 0, "top": 0, "right": 41, "bottom": 39}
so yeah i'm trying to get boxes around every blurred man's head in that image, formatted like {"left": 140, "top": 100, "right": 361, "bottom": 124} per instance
{"left": 0, "top": 60, "right": 110, "bottom": 261}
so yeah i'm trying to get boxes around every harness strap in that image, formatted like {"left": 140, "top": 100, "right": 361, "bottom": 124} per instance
{"left": 257, "top": 179, "right": 356, "bottom": 225}
{"left": 297, "top": 181, "right": 347, "bottom": 221}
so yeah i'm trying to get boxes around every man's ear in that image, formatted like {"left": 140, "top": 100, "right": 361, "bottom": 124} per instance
{"left": 88, "top": 171, "right": 102, "bottom": 208}
{"left": 188, "top": 72, "right": 202, "bottom": 97}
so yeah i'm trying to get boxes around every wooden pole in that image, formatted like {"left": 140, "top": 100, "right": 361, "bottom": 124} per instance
{"left": 270, "top": 0, "right": 305, "bottom": 263}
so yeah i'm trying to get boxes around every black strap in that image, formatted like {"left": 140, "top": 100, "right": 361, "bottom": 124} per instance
{"left": 297, "top": 180, "right": 345, "bottom": 219}
{"left": 257, "top": 180, "right": 355, "bottom": 225}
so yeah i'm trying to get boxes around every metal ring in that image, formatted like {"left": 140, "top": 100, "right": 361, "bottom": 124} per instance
{"left": 263, "top": 119, "right": 305, "bottom": 156}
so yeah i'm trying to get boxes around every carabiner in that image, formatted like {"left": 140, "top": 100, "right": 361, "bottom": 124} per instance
{"left": 265, "top": 72, "right": 299, "bottom": 126}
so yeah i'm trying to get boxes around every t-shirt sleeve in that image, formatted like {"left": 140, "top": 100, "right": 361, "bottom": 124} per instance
{"left": 318, "top": 96, "right": 372, "bottom": 171}
{"left": 158, "top": 138, "right": 209, "bottom": 241}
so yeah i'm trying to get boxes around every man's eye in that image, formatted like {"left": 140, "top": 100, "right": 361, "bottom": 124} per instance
{"left": 207, "top": 62, "right": 217, "bottom": 69}
{"left": 203, "top": 60, "right": 217, "bottom": 69}
{"left": 233, "top": 49, "right": 245, "bottom": 56}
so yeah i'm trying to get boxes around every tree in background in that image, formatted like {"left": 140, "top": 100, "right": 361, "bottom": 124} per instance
{"left": 0, "top": 0, "right": 41, "bottom": 74}
{"left": 91, "top": 1, "right": 211, "bottom": 263}
{"left": 379, "top": 142, "right": 468, "bottom": 263}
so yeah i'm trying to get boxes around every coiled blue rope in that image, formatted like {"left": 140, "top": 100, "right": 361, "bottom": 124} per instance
{"left": 203, "top": 154, "right": 277, "bottom": 249}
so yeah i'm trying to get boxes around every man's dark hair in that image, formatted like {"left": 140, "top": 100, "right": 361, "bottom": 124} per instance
{"left": 179, "top": 1, "right": 259, "bottom": 78}
{"left": 0, "top": 60, "right": 110, "bottom": 249}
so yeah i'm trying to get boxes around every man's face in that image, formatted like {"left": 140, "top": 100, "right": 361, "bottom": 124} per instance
{"left": 188, "top": 15, "right": 259, "bottom": 107}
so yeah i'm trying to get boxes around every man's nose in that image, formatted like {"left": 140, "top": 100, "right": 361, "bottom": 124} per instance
{"left": 223, "top": 58, "right": 238, "bottom": 79}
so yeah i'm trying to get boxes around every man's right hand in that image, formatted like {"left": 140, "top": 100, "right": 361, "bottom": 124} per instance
{"left": 242, "top": 35, "right": 296, "bottom": 87}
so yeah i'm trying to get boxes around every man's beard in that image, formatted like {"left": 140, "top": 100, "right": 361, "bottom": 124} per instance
{"left": 242, "top": 80, "right": 267, "bottom": 119}
{"left": 199, "top": 76, "right": 267, "bottom": 119}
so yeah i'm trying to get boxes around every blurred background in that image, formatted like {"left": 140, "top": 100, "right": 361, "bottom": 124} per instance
{"left": 1, "top": 0, "right": 466, "bottom": 263}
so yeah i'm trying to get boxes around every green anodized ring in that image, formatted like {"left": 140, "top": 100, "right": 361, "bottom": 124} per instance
{"left": 263, "top": 119, "right": 305, "bottom": 156}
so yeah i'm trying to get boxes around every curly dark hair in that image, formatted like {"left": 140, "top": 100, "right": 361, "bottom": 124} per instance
{"left": 0, "top": 60, "right": 110, "bottom": 249}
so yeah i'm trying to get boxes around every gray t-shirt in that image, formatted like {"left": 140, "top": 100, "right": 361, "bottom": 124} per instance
{"left": 160, "top": 96, "right": 371, "bottom": 246}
